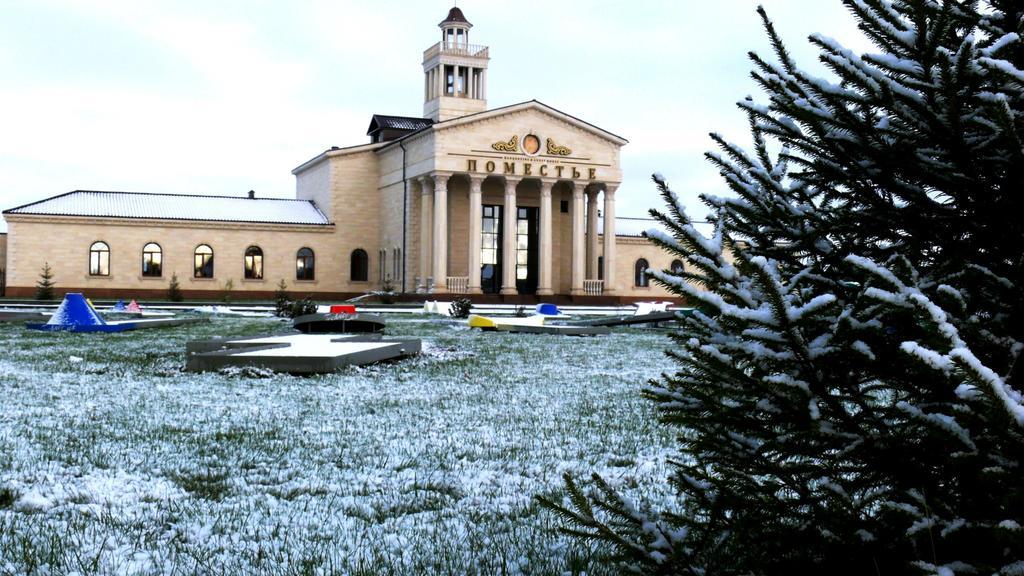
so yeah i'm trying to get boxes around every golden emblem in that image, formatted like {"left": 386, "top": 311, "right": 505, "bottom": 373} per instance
{"left": 491, "top": 135, "right": 519, "bottom": 152}
{"left": 522, "top": 134, "right": 541, "bottom": 155}
{"left": 546, "top": 138, "right": 572, "bottom": 156}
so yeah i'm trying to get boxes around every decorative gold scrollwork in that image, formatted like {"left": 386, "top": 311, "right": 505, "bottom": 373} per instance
{"left": 546, "top": 138, "right": 572, "bottom": 156}
{"left": 491, "top": 135, "right": 519, "bottom": 152}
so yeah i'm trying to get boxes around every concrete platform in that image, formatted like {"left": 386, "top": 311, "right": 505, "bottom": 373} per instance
{"left": 0, "top": 311, "right": 50, "bottom": 323}
{"left": 495, "top": 324, "right": 611, "bottom": 336}
{"left": 292, "top": 313, "right": 385, "bottom": 334}
{"left": 573, "top": 310, "right": 690, "bottom": 327}
{"left": 28, "top": 317, "right": 206, "bottom": 332}
{"left": 186, "top": 333, "right": 421, "bottom": 374}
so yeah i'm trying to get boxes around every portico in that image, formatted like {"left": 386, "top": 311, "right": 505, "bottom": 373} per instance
{"left": 413, "top": 169, "right": 618, "bottom": 298}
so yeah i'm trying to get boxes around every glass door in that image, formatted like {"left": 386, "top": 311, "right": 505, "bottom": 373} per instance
{"left": 480, "top": 205, "right": 502, "bottom": 294}
{"left": 515, "top": 207, "right": 538, "bottom": 294}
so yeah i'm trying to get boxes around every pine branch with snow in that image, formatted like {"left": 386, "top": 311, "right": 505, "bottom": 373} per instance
{"left": 543, "top": 1, "right": 1024, "bottom": 574}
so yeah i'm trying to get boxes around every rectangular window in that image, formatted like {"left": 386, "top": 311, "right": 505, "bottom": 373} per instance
{"left": 560, "top": 200, "right": 569, "bottom": 213}
{"left": 516, "top": 208, "right": 530, "bottom": 280}
{"left": 90, "top": 251, "right": 109, "bottom": 276}
{"left": 142, "top": 254, "right": 161, "bottom": 277}
{"left": 244, "top": 254, "right": 263, "bottom": 280}
{"left": 481, "top": 206, "right": 499, "bottom": 265}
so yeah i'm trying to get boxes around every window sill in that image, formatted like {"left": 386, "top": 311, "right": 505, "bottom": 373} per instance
{"left": 139, "top": 275, "right": 164, "bottom": 281}
{"left": 295, "top": 279, "right": 318, "bottom": 284}
{"left": 190, "top": 277, "right": 217, "bottom": 282}
{"left": 84, "top": 275, "right": 112, "bottom": 281}
{"left": 241, "top": 278, "right": 266, "bottom": 284}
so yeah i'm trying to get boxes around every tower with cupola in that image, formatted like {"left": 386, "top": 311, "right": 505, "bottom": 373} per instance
{"left": 423, "top": 7, "right": 490, "bottom": 122}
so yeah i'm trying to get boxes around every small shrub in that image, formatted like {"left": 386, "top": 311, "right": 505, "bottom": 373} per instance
{"left": 274, "top": 279, "right": 290, "bottom": 317}
{"left": 290, "top": 296, "right": 318, "bottom": 318}
{"left": 513, "top": 305, "right": 528, "bottom": 317}
{"left": 167, "top": 272, "right": 183, "bottom": 302}
{"left": 221, "top": 279, "right": 235, "bottom": 303}
{"left": 450, "top": 297, "right": 473, "bottom": 319}
{"left": 35, "top": 262, "right": 55, "bottom": 300}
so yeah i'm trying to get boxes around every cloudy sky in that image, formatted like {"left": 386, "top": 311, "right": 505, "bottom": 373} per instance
{"left": 0, "top": 1, "right": 873, "bottom": 233}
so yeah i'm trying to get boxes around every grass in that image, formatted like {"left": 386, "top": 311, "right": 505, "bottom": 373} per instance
{"left": 0, "top": 314, "right": 678, "bottom": 575}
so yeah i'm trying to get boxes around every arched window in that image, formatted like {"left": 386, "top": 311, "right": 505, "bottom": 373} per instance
{"left": 670, "top": 259, "right": 685, "bottom": 275}
{"left": 194, "top": 244, "right": 214, "bottom": 278}
{"left": 142, "top": 243, "right": 162, "bottom": 277}
{"left": 296, "top": 248, "right": 315, "bottom": 281}
{"left": 634, "top": 258, "right": 650, "bottom": 287}
{"left": 89, "top": 241, "right": 110, "bottom": 276}
{"left": 244, "top": 246, "right": 263, "bottom": 280}
{"left": 351, "top": 249, "right": 369, "bottom": 282}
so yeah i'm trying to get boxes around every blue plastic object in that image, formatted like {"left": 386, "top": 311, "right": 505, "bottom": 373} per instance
{"left": 535, "top": 303, "right": 560, "bottom": 316}
{"left": 111, "top": 299, "right": 127, "bottom": 312}
{"left": 27, "top": 293, "right": 135, "bottom": 332}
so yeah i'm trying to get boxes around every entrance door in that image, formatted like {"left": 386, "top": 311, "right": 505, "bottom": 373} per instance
{"left": 515, "top": 207, "right": 539, "bottom": 295}
{"left": 480, "top": 204, "right": 502, "bottom": 294}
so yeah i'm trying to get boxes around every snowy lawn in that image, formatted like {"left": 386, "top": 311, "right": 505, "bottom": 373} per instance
{"left": 0, "top": 316, "right": 677, "bottom": 575}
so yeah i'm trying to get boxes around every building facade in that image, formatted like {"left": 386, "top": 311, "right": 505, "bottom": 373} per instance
{"left": 1, "top": 8, "right": 684, "bottom": 302}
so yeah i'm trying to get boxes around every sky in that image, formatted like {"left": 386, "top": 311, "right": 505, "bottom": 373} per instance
{"left": 0, "top": 0, "right": 874, "bottom": 233}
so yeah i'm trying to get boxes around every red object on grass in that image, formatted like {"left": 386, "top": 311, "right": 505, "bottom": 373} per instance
{"left": 329, "top": 305, "right": 357, "bottom": 314}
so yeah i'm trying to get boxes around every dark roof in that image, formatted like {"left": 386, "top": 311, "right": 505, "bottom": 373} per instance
{"left": 440, "top": 6, "right": 470, "bottom": 25}
{"left": 3, "top": 190, "right": 332, "bottom": 226}
{"left": 366, "top": 115, "right": 434, "bottom": 136}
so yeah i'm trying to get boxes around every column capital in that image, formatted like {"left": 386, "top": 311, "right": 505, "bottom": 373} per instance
{"left": 503, "top": 177, "right": 519, "bottom": 193}
{"left": 572, "top": 184, "right": 584, "bottom": 200}
{"left": 419, "top": 177, "right": 434, "bottom": 195}
{"left": 467, "top": 174, "right": 486, "bottom": 187}
{"left": 603, "top": 182, "right": 620, "bottom": 196}
{"left": 539, "top": 179, "right": 554, "bottom": 197}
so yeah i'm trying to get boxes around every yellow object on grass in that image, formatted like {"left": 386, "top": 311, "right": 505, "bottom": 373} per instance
{"left": 467, "top": 314, "right": 546, "bottom": 330}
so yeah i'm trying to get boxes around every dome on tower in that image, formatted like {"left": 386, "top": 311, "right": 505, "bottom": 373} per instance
{"left": 440, "top": 6, "right": 471, "bottom": 27}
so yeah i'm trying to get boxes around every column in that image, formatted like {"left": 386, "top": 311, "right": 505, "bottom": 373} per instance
{"left": 537, "top": 180, "right": 554, "bottom": 296}
{"left": 419, "top": 178, "right": 433, "bottom": 291}
{"left": 570, "top": 183, "right": 586, "bottom": 295}
{"left": 500, "top": 177, "right": 519, "bottom": 295}
{"left": 481, "top": 69, "right": 487, "bottom": 100}
{"left": 432, "top": 174, "right": 449, "bottom": 293}
{"left": 454, "top": 65, "right": 461, "bottom": 96}
{"left": 586, "top": 190, "right": 600, "bottom": 279}
{"left": 467, "top": 176, "right": 484, "bottom": 294}
{"left": 603, "top": 184, "right": 618, "bottom": 294}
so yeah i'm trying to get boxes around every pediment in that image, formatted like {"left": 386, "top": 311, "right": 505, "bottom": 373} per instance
{"left": 430, "top": 101, "right": 626, "bottom": 183}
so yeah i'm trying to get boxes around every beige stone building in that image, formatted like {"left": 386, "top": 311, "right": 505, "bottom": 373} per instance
{"left": 1, "top": 7, "right": 683, "bottom": 302}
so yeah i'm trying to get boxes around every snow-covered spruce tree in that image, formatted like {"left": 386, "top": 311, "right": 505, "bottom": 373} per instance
{"left": 539, "top": 2, "right": 1023, "bottom": 574}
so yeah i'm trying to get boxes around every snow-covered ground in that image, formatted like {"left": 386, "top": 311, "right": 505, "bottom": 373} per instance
{"left": 0, "top": 316, "right": 677, "bottom": 575}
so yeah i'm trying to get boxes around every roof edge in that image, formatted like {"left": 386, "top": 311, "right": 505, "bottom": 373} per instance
{"left": 292, "top": 141, "right": 386, "bottom": 175}
{"left": 4, "top": 189, "right": 317, "bottom": 215}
